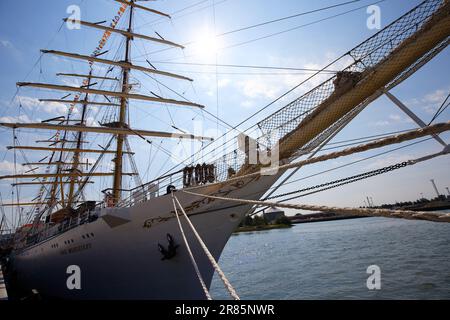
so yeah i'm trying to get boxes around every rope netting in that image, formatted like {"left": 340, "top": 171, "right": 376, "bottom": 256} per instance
{"left": 294, "top": 34, "right": 449, "bottom": 159}
{"left": 257, "top": 0, "right": 446, "bottom": 139}
{"left": 119, "top": 0, "right": 449, "bottom": 205}
{"left": 187, "top": 122, "right": 450, "bottom": 191}
{"left": 210, "top": 0, "right": 448, "bottom": 182}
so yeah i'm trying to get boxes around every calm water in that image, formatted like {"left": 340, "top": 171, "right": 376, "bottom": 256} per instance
{"left": 210, "top": 216, "right": 450, "bottom": 299}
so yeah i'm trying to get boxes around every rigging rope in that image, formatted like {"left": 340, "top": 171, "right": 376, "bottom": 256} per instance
{"left": 253, "top": 109, "right": 359, "bottom": 213}
{"left": 147, "top": 0, "right": 386, "bottom": 61}
{"left": 170, "top": 193, "right": 212, "bottom": 300}
{"left": 155, "top": 56, "right": 339, "bottom": 178}
{"left": 270, "top": 137, "right": 433, "bottom": 193}
{"left": 267, "top": 161, "right": 412, "bottom": 201}
{"left": 172, "top": 193, "right": 241, "bottom": 300}
{"left": 137, "top": 68, "right": 237, "bottom": 133}
{"left": 249, "top": 147, "right": 445, "bottom": 215}
{"left": 12, "top": 129, "right": 20, "bottom": 228}
{"left": 134, "top": 0, "right": 368, "bottom": 58}
{"left": 134, "top": 0, "right": 220, "bottom": 29}
{"left": 219, "top": 0, "right": 362, "bottom": 37}
{"left": 428, "top": 91, "right": 450, "bottom": 125}
{"left": 153, "top": 0, "right": 391, "bottom": 179}
{"left": 186, "top": 122, "right": 450, "bottom": 190}
{"left": 182, "top": 190, "right": 450, "bottom": 223}
{"left": 124, "top": 137, "right": 143, "bottom": 187}
{"left": 144, "top": 61, "right": 339, "bottom": 73}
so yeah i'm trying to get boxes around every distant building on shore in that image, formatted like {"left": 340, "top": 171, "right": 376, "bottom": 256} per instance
{"left": 263, "top": 207, "right": 285, "bottom": 223}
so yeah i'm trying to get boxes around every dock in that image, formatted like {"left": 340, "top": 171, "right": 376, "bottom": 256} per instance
{"left": 0, "top": 267, "right": 8, "bottom": 300}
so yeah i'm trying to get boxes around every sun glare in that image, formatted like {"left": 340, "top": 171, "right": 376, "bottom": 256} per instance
{"left": 193, "top": 29, "right": 222, "bottom": 60}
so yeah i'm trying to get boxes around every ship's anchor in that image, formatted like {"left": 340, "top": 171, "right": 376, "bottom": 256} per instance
{"left": 157, "top": 233, "right": 179, "bottom": 260}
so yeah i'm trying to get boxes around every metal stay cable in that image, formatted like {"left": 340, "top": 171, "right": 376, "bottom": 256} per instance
{"left": 141, "top": 62, "right": 339, "bottom": 73}
{"left": 151, "top": 0, "right": 388, "bottom": 179}
{"left": 182, "top": 188, "right": 450, "bottom": 224}
{"left": 250, "top": 162, "right": 414, "bottom": 216}
{"left": 219, "top": 0, "right": 385, "bottom": 52}
{"left": 185, "top": 122, "right": 450, "bottom": 191}
{"left": 266, "top": 161, "right": 412, "bottom": 201}
{"left": 200, "top": 145, "right": 446, "bottom": 216}
{"left": 149, "top": 2, "right": 379, "bottom": 179}
{"left": 124, "top": 126, "right": 189, "bottom": 165}
{"left": 170, "top": 193, "right": 212, "bottom": 300}
{"left": 218, "top": 0, "right": 362, "bottom": 37}
{"left": 133, "top": 0, "right": 366, "bottom": 58}
{"left": 138, "top": 69, "right": 236, "bottom": 132}
{"left": 428, "top": 91, "right": 450, "bottom": 125}
{"left": 271, "top": 137, "right": 432, "bottom": 193}
{"left": 173, "top": 194, "right": 240, "bottom": 300}
{"left": 157, "top": 55, "right": 344, "bottom": 179}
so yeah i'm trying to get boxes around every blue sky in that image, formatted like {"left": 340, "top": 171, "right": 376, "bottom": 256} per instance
{"left": 0, "top": 0, "right": 449, "bottom": 222}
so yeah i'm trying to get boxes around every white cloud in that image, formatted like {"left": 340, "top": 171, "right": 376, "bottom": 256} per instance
{"left": 85, "top": 116, "right": 99, "bottom": 127}
{"left": 422, "top": 89, "right": 449, "bottom": 115}
{"left": 0, "top": 114, "right": 33, "bottom": 123}
{"left": 240, "top": 100, "right": 255, "bottom": 109}
{"left": 423, "top": 89, "right": 447, "bottom": 104}
{"left": 388, "top": 114, "right": 402, "bottom": 121}
{"left": 218, "top": 78, "right": 231, "bottom": 88}
{"left": 406, "top": 87, "right": 450, "bottom": 115}
{"left": 233, "top": 51, "right": 347, "bottom": 104}
{"left": 369, "top": 120, "right": 390, "bottom": 127}
{"left": 15, "top": 96, "right": 68, "bottom": 115}
{"left": 363, "top": 153, "right": 415, "bottom": 170}
{"left": 91, "top": 63, "right": 109, "bottom": 73}
{"left": 0, "top": 40, "right": 13, "bottom": 49}
{"left": 61, "top": 78, "right": 81, "bottom": 88}
{"left": 370, "top": 113, "right": 414, "bottom": 127}
{"left": 0, "top": 39, "right": 22, "bottom": 62}
{"left": 0, "top": 160, "right": 25, "bottom": 175}
{"left": 50, "top": 55, "right": 74, "bottom": 64}
{"left": 237, "top": 76, "right": 282, "bottom": 100}
{"left": 388, "top": 113, "right": 413, "bottom": 124}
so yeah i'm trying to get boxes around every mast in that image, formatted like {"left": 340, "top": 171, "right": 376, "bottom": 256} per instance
{"left": 44, "top": 151, "right": 59, "bottom": 210}
{"left": 68, "top": 70, "right": 92, "bottom": 206}
{"left": 51, "top": 116, "right": 74, "bottom": 209}
{"left": 0, "top": 0, "right": 204, "bottom": 213}
{"left": 113, "top": 3, "right": 134, "bottom": 204}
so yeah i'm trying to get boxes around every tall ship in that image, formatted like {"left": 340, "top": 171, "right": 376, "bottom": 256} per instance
{"left": 0, "top": 0, "right": 449, "bottom": 299}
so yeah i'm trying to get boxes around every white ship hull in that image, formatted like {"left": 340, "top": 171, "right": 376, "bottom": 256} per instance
{"left": 9, "top": 173, "right": 282, "bottom": 299}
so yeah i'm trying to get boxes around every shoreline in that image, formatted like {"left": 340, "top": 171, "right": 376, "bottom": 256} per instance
{"left": 233, "top": 224, "right": 293, "bottom": 233}
{"left": 290, "top": 215, "right": 368, "bottom": 224}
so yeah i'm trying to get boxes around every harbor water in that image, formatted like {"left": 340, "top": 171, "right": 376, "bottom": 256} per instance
{"left": 210, "top": 215, "right": 450, "bottom": 299}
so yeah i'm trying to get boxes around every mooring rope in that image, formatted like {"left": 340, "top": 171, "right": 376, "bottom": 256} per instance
{"left": 170, "top": 194, "right": 212, "bottom": 300}
{"left": 186, "top": 122, "right": 450, "bottom": 191}
{"left": 172, "top": 194, "right": 241, "bottom": 300}
{"left": 181, "top": 190, "right": 450, "bottom": 223}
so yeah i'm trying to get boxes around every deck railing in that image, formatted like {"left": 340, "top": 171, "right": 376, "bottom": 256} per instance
{"left": 18, "top": 210, "right": 100, "bottom": 250}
